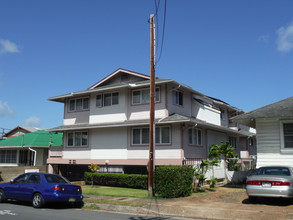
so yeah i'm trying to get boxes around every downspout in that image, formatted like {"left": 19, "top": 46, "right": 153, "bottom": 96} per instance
{"left": 29, "top": 147, "right": 37, "bottom": 166}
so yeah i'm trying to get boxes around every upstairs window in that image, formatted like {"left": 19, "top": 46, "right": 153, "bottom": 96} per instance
{"left": 69, "top": 97, "right": 89, "bottom": 112}
{"left": 132, "top": 88, "right": 160, "bottom": 105}
{"left": 189, "top": 128, "right": 202, "bottom": 145}
{"left": 96, "top": 92, "right": 119, "bottom": 107}
{"left": 132, "top": 126, "right": 170, "bottom": 145}
{"left": 68, "top": 131, "right": 88, "bottom": 147}
{"left": 173, "top": 91, "right": 183, "bottom": 106}
{"left": 221, "top": 110, "right": 226, "bottom": 120}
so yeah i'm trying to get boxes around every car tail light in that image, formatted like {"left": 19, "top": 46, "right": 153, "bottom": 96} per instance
{"left": 77, "top": 188, "right": 82, "bottom": 193}
{"left": 52, "top": 186, "right": 65, "bottom": 191}
{"left": 246, "top": 180, "right": 290, "bottom": 186}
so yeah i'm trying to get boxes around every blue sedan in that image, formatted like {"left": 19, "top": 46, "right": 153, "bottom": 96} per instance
{"left": 0, "top": 172, "right": 83, "bottom": 208}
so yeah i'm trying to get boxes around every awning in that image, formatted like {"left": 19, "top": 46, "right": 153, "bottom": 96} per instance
{"left": 0, "top": 130, "right": 63, "bottom": 148}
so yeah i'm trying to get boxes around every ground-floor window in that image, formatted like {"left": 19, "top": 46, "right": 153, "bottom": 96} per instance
{"left": 0, "top": 150, "right": 17, "bottom": 163}
{"left": 229, "top": 136, "right": 237, "bottom": 148}
{"left": 283, "top": 123, "right": 293, "bottom": 148}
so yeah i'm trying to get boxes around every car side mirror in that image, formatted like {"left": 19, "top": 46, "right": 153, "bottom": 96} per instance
{"left": 10, "top": 179, "right": 14, "bottom": 184}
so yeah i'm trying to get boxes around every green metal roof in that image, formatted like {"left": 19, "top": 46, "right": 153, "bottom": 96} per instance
{"left": 0, "top": 130, "right": 63, "bottom": 148}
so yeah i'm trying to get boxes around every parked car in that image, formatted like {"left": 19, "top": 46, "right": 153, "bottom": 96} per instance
{"left": 0, "top": 172, "right": 83, "bottom": 208}
{"left": 246, "top": 166, "right": 293, "bottom": 201}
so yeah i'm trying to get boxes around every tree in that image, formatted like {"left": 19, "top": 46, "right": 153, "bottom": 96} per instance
{"left": 208, "top": 142, "right": 240, "bottom": 181}
{"left": 194, "top": 158, "right": 219, "bottom": 191}
{"left": 88, "top": 164, "right": 100, "bottom": 186}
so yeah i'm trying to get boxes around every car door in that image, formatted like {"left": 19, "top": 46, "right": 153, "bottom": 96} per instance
{"left": 4, "top": 173, "right": 30, "bottom": 200}
{"left": 22, "top": 174, "right": 42, "bottom": 201}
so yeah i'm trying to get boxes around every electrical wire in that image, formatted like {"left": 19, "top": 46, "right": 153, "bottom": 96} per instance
{"left": 154, "top": 0, "right": 167, "bottom": 66}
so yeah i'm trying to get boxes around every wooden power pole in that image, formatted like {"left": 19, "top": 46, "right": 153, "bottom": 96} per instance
{"left": 148, "top": 14, "right": 155, "bottom": 197}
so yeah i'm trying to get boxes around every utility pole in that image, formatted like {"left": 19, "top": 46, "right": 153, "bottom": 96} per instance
{"left": 148, "top": 14, "right": 155, "bottom": 197}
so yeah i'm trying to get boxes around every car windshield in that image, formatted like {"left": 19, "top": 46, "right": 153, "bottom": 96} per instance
{"left": 253, "top": 167, "right": 291, "bottom": 176}
{"left": 44, "top": 174, "right": 70, "bottom": 184}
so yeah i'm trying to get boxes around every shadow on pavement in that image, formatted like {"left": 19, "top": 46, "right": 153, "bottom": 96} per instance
{"left": 242, "top": 197, "right": 293, "bottom": 206}
{"left": 129, "top": 217, "right": 171, "bottom": 220}
{"left": 5, "top": 199, "right": 84, "bottom": 209}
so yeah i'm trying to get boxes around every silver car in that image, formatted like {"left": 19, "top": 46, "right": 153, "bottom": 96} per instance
{"left": 246, "top": 166, "right": 293, "bottom": 201}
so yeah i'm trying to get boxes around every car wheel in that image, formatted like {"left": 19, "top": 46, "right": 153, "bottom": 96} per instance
{"left": 32, "top": 193, "right": 44, "bottom": 208}
{"left": 0, "top": 189, "right": 6, "bottom": 203}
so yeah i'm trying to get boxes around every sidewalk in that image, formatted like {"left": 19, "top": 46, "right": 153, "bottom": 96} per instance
{"left": 82, "top": 187, "right": 293, "bottom": 220}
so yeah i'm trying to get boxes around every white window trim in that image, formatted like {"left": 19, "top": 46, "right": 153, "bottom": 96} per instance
{"left": 280, "top": 120, "right": 293, "bottom": 153}
{"left": 132, "top": 87, "right": 160, "bottom": 105}
{"left": 67, "top": 131, "right": 88, "bottom": 147}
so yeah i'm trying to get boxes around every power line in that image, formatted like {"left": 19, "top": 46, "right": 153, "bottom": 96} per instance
{"left": 154, "top": 0, "right": 167, "bottom": 66}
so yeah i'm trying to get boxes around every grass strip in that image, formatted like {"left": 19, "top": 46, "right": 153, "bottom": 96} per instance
{"left": 82, "top": 185, "right": 150, "bottom": 198}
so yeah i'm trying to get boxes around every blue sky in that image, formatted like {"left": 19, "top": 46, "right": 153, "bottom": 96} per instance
{"left": 1, "top": 0, "right": 293, "bottom": 133}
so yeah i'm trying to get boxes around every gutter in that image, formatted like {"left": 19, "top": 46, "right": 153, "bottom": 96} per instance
{"left": 29, "top": 147, "right": 37, "bottom": 166}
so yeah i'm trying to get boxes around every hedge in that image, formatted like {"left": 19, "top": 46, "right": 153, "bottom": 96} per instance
{"left": 154, "top": 166, "right": 194, "bottom": 198}
{"left": 84, "top": 172, "right": 148, "bottom": 189}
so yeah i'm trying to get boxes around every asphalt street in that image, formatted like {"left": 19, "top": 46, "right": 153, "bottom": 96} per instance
{"left": 0, "top": 202, "right": 185, "bottom": 220}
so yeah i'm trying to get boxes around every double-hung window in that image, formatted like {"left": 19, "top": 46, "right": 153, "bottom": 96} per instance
{"left": 188, "top": 128, "right": 202, "bottom": 145}
{"left": 132, "top": 126, "right": 170, "bottom": 145}
{"left": 173, "top": 91, "right": 183, "bottom": 106}
{"left": 132, "top": 88, "right": 160, "bottom": 105}
{"left": 69, "top": 97, "right": 89, "bottom": 112}
{"left": 67, "top": 131, "right": 88, "bottom": 147}
{"left": 96, "top": 92, "right": 119, "bottom": 107}
{"left": 282, "top": 122, "right": 293, "bottom": 148}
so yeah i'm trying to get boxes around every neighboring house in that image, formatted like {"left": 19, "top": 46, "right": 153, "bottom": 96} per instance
{"left": 232, "top": 96, "right": 293, "bottom": 168}
{"left": 2, "top": 126, "right": 42, "bottom": 139}
{"left": 47, "top": 68, "right": 255, "bottom": 180}
{"left": 0, "top": 130, "right": 62, "bottom": 167}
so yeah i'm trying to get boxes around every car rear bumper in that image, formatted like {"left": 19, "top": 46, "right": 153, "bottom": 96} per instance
{"left": 246, "top": 185, "right": 293, "bottom": 198}
{"left": 44, "top": 193, "right": 83, "bottom": 203}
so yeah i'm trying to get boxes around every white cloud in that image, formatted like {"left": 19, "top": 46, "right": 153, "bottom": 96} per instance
{"left": 0, "top": 39, "right": 19, "bottom": 54}
{"left": 0, "top": 100, "right": 14, "bottom": 118}
{"left": 24, "top": 116, "right": 41, "bottom": 127}
{"left": 276, "top": 21, "right": 293, "bottom": 53}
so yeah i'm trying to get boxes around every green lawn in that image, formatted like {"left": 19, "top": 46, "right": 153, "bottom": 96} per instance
{"left": 82, "top": 185, "right": 150, "bottom": 198}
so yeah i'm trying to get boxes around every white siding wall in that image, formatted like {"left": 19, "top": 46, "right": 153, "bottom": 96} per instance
{"left": 255, "top": 119, "right": 293, "bottom": 167}
{"left": 192, "top": 101, "right": 221, "bottom": 125}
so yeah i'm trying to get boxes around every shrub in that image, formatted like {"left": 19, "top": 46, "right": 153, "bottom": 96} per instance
{"left": 154, "top": 166, "right": 194, "bottom": 198}
{"left": 84, "top": 172, "right": 148, "bottom": 189}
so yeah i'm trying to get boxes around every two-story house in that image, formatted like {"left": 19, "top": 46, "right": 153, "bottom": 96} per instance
{"left": 47, "top": 69, "right": 255, "bottom": 180}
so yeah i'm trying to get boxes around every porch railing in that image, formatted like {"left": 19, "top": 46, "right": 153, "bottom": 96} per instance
{"left": 182, "top": 158, "right": 206, "bottom": 166}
